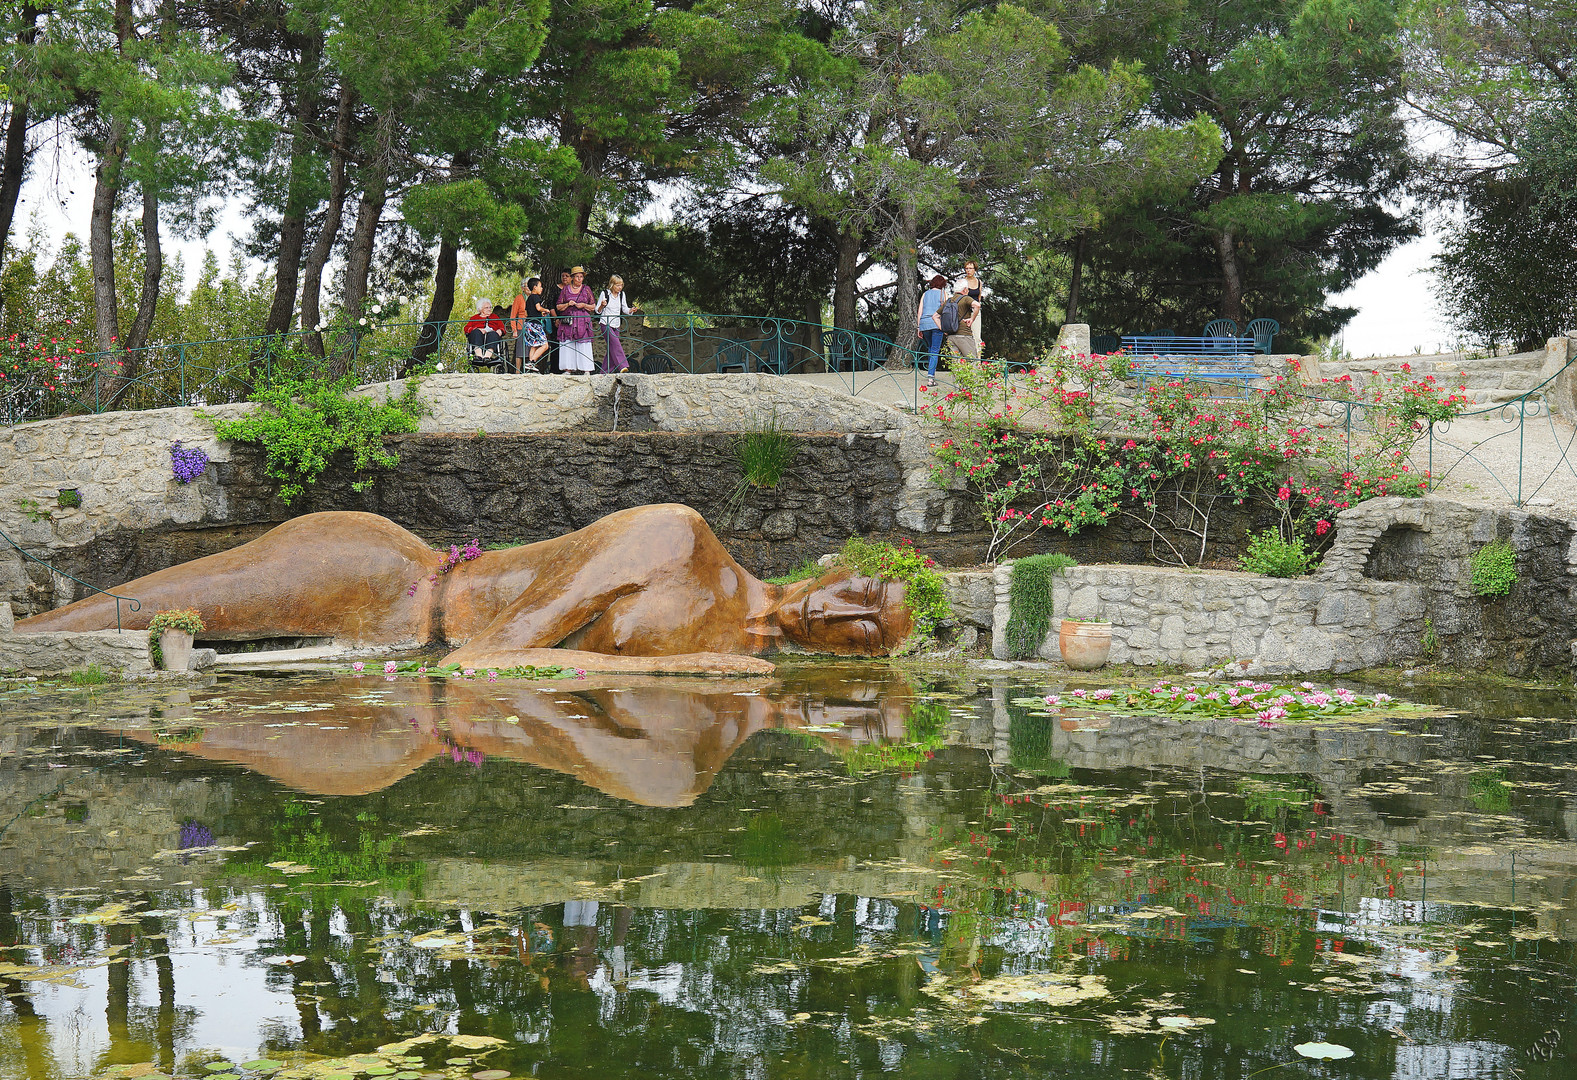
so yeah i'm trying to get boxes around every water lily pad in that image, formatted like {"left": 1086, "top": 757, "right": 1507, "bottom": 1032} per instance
{"left": 1155, "top": 1015, "right": 1214, "bottom": 1029}
{"left": 445, "top": 1060, "right": 471, "bottom": 1067}
{"left": 206, "top": 1065, "right": 237, "bottom": 1073}
{"left": 394, "top": 1072, "right": 421, "bottom": 1079}
{"left": 471, "top": 1071, "right": 510, "bottom": 1080}
{"left": 1294, "top": 1042, "right": 1355, "bottom": 1060}
{"left": 363, "top": 1068, "right": 396, "bottom": 1076}
{"left": 242, "top": 1062, "right": 284, "bottom": 1073}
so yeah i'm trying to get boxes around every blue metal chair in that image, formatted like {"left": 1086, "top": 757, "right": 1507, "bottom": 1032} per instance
{"left": 1202, "top": 318, "right": 1239, "bottom": 338}
{"left": 1246, "top": 318, "right": 1280, "bottom": 353}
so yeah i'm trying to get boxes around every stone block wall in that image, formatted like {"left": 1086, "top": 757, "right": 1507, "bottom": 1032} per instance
{"left": 974, "top": 496, "right": 1577, "bottom": 677}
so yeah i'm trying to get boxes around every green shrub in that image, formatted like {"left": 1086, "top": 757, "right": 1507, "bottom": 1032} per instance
{"left": 207, "top": 375, "right": 425, "bottom": 503}
{"left": 66, "top": 664, "right": 107, "bottom": 686}
{"left": 1005, "top": 552, "right": 1077, "bottom": 659}
{"left": 838, "top": 536, "right": 951, "bottom": 642}
{"left": 1470, "top": 539, "right": 1517, "bottom": 596}
{"left": 765, "top": 558, "right": 823, "bottom": 585}
{"left": 1239, "top": 530, "right": 1313, "bottom": 577}
{"left": 735, "top": 413, "right": 798, "bottom": 488}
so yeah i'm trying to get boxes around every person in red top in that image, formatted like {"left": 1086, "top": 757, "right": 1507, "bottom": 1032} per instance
{"left": 463, "top": 299, "right": 506, "bottom": 371}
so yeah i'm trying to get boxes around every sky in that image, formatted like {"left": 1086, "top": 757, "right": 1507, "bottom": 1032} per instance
{"left": 13, "top": 141, "right": 1452, "bottom": 360}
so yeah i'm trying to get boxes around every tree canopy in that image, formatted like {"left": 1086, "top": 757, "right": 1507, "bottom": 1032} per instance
{"left": 0, "top": 0, "right": 1553, "bottom": 360}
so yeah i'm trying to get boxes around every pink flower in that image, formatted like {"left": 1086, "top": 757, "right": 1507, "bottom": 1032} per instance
{"left": 352, "top": 661, "right": 365, "bottom": 672}
{"left": 575, "top": 668, "right": 587, "bottom": 679}
{"left": 384, "top": 661, "right": 398, "bottom": 674}
{"left": 462, "top": 668, "right": 475, "bottom": 678}
{"left": 487, "top": 670, "right": 498, "bottom": 682}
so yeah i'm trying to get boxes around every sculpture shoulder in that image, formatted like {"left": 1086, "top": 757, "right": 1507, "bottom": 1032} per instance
{"left": 580, "top": 504, "right": 732, "bottom": 574}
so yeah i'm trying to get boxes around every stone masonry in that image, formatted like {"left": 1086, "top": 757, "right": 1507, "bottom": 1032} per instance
{"left": 975, "top": 496, "right": 1577, "bottom": 677}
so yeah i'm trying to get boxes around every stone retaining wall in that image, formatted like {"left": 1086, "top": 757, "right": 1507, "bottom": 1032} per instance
{"left": 969, "top": 496, "right": 1577, "bottom": 677}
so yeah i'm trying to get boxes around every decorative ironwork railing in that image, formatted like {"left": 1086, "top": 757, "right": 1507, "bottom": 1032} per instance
{"left": 0, "top": 315, "right": 928, "bottom": 426}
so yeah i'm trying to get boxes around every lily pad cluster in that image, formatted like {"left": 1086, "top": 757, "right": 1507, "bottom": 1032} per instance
{"left": 94, "top": 1033, "right": 513, "bottom": 1080}
{"left": 347, "top": 661, "right": 584, "bottom": 682}
{"left": 1032, "top": 680, "right": 1415, "bottom": 724}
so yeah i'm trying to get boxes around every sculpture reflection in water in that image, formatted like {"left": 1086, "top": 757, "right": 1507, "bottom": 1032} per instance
{"left": 16, "top": 505, "right": 913, "bottom": 671}
{"left": 108, "top": 668, "right": 917, "bottom": 806}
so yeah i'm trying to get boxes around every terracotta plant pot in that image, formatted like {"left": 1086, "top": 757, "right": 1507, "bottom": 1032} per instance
{"left": 158, "top": 628, "right": 195, "bottom": 672}
{"left": 1059, "top": 619, "right": 1112, "bottom": 670}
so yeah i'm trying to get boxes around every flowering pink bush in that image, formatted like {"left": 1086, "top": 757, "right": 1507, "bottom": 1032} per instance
{"left": 924, "top": 350, "right": 1468, "bottom": 563}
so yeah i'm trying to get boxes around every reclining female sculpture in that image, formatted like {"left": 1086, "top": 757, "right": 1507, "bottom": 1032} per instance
{"left": 15, "top": 505, "right": 913, "bottom": 671}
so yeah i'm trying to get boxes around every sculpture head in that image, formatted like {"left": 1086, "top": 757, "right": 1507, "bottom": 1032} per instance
{"left": 773, "top": 570, "right": 912, "bottom": 655}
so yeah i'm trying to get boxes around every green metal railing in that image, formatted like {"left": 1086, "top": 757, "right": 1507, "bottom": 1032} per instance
{"left": 1291, "top": 355, "right": 1577, "bottom": 507}
{"left": 0, "top": 314, "right": 930, "bottom": 426}
{"left": 0, "top": 524, "right": 140, "bottom": 631}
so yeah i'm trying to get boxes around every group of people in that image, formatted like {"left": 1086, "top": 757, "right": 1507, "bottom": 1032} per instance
{"left": 462, "top": 266, "right": 642, "bottom": 375}
{"left": 916, "top": 260, "right": 987, "bottom": 386}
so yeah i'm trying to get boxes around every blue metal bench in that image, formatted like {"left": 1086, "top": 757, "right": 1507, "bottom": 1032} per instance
{"left": 1122, "top": 334, "right": 1257, "bottom": 356}
{"left": 1130, "top": 355, "right": 1262, "bottom": 398}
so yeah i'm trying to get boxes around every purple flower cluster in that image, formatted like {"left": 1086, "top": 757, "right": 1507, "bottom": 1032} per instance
{"left": 170, "top": 441, "right": 209, "bottom": 483}
{"left": 408, "top": 538, "right": 483, "bottom": 596}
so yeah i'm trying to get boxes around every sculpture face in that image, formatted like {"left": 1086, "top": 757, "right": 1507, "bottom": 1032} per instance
{"left": 776, "top": 571, "right": 912, "bottom": 655}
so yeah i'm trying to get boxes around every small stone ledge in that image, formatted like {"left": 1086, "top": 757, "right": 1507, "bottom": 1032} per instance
{"left": 0, "top": 625, "right": 153, "bottom": 675}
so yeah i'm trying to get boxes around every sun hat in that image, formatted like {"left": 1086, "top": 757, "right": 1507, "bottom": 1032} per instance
{"left": 570, "top": 266, "right": 586, "bottom": 275}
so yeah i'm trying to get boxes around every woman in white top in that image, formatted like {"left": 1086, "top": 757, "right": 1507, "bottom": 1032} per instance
{"left": 955, "top": 260, "right": 988, "bottom": 355}
{"left": 596, "top": 275, "right": 641, "bottom": 373}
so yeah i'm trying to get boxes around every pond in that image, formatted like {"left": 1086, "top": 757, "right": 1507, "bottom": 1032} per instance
{"left": 0, "top": 662, "right": 1574, "bottom": 1080}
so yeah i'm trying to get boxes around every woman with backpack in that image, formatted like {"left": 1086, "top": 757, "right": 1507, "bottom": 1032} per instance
{"left": 916, "top": 274, "right": 948, "bottom": 387}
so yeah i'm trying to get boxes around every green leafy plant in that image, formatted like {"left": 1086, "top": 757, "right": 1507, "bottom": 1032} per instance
{"left": 765, "top": 558, "right": 823, "bottom": 585}
{"left": 207, "top": 374, "right": 425, "bottom": 503}
{"left": 66, "top": 664, "right": 107, "bottom": 686}
{"left": 56, "top": 488, "right": 81, "bottom": 509}
{"left": 1005, "top": 552, "right": 1077, "bottom": 659}
{"left": 1239, "top": 529, "right": 1313, "bottom": 577}
{"left": 15, "top": 497, "right": 48, "bottom": 522}
{"left": 837, "top": 536, "right": 951, "bottom": 642}
{"left": 1422, "top": 617, "right": 1441, "bottom": 660}
{"left": 1470, "top": 539, "right": 1517, "bottom": 596}
{"left": 734, "top": 412, "right": 798, "bottom": 489}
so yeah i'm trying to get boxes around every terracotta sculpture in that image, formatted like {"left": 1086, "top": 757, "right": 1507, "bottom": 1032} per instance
{"left": 16, "top": 505, "right": 912, "bottom": 668}
{"left": 104, "top": 669, "right": 915, "bottom": 805}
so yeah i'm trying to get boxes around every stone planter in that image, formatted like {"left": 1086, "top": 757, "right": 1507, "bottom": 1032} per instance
{"left": 158, "top": 629, "right": 195, "bottom": 672}
{"left": 1059, "top": 619, "right": 1112, "bottom": 670}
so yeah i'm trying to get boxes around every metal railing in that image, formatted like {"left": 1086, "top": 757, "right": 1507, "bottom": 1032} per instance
{"left": 0, "top": 315, "right": 929, "bottom": 426}
{"left": 1280, "top": 356, "right": 1577, "bottom": 507}
{"left": 0, "top": 524, "right": 140, "bottom": 631}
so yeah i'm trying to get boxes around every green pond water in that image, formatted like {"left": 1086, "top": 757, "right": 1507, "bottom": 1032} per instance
{"left": 0, "top": 663, "right": 1574, "bottom": 1079}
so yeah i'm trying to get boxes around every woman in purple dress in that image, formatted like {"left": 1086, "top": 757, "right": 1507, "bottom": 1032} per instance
{"left": 554, "top": 266, "right": 597, "bottom": 374}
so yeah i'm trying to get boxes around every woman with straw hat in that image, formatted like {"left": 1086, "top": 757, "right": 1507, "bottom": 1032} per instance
{"left": 555, "top": 266, "right": 597, "bottom": 374}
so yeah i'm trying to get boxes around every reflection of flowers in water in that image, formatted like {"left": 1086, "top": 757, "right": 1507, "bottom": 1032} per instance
{"left": 407, "top": 718, "right": 484, "bottom": 767}
{"left": 178, "top": 820, "right": 215, "bottom": 863}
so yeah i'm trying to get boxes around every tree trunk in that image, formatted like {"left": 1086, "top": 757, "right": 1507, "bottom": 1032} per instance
{"left": 336, "top": 110, "right": 392, "bottom": 374}
{"left": 405, "top": 150, "right": 470, "bottom": 374}
{"left": 1065, "top": 232, "right": 1086, "bottom": 323}
{"left": 1214, "top": 225, "right": 1244, "bottom": 325}
{"left": 89, "top": 119, "right": 128, "bottom": 356}
{"left": 300, "top": 81, "right": 355, "bottom": 359}
{"left": 262, "top": 33, "right": 323, "bottom": 338}
{"left": 0, "top": 7, "right": 42, "bottom": 269}
{"left": 832, "top": 226, "right": 859, "bottom": 331}
{"left": 125, "top": 188, "right": 161, "bottom": 352}
{"left": 406, "top": 237, "right": 456, "bottom": 373}
{"left": 892, "top": 203, "right": 920, "bottom": 358}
